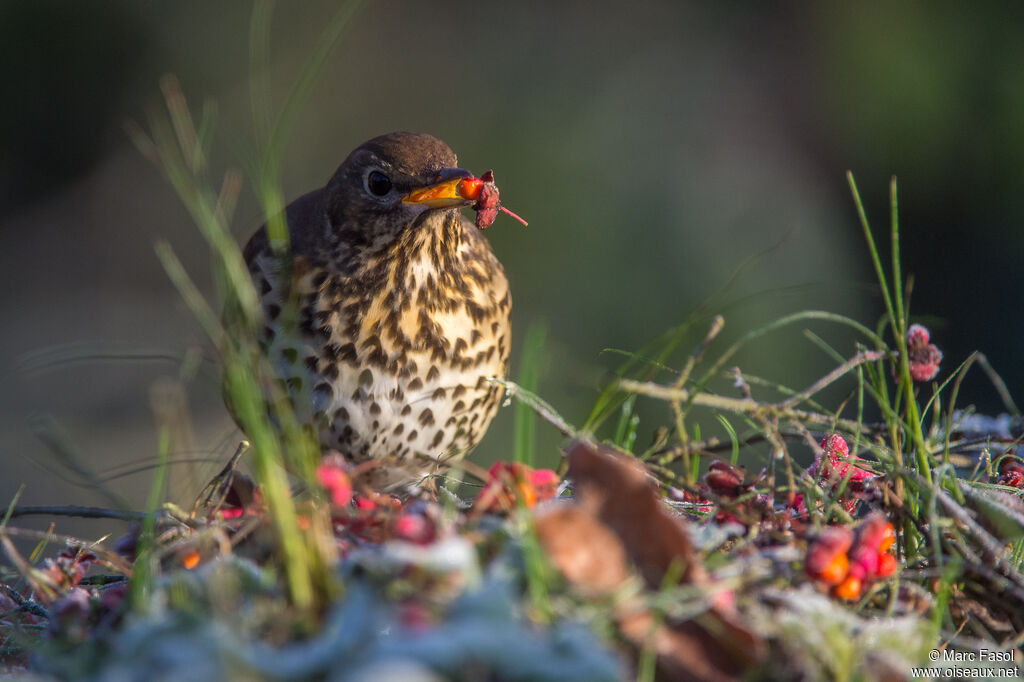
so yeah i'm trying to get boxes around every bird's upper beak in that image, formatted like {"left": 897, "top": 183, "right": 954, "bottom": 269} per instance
{"left": 402, "top": 168, "right": 483, "bottom": 208}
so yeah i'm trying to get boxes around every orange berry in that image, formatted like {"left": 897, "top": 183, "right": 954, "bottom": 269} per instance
{"left": 818, "top": 552, "right": 850, "bottom": 586}
{"left": 806, "top": 526, "right": 853, "bottom": 584}
{"left": 182, "top": 550, "right": 200, "bottom": 570}
{"left": 457, "top": 178, "right": 483, "bottom": 201}
{"left": 833, "top": 575, "right": 862, "bottom": 601}
{"left": 517, "top": 481, "right": 538, "bottom": 508}
{"left": 879, "top": 522, "right": 896, "bottom": 552}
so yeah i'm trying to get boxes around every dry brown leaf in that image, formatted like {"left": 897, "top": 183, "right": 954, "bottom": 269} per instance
{"left": 551, "top": 440, "right": 766, "bottom": 682}
{"left": 565, "top": 439, "right": 706, "bottom": 588}
{"left": 534, "top": 504, "right": 630, "bottom": 595}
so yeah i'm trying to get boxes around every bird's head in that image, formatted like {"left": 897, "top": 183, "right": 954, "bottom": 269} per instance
{"left": 324, "top": 132, "right": 481, "bottom": 246}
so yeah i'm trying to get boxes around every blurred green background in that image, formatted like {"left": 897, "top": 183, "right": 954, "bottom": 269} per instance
{"left": 2, "top": 1, "right": 1022, "bottom": 525}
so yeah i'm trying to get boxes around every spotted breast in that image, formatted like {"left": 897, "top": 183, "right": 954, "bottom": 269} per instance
{"left": 239, "top": 132, "right": 511, "bottom": 490}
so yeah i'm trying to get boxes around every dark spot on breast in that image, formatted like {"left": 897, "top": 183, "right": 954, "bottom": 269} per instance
{"left": 370, "top": 401, "right": 382, "bottom": 415}
{"left": 314, "top": 381, "right": 333, "bottom": 397}
{"left": 407, "top": 429, "right": 418, "bottom": 442}
{"left": 393, "top": 423, "right": 404, "bottom": 436}
{"left": 337, "top": 343, "right": 358, "bottom": 364}
{"left": 453, "top": 385, "right": 467, "bottom": 398}
{"left": 368, "top": 347, "right": 387, "bottom": 367}
{"left": 267, "top": 304, "right": 281, "bottom": 321}
{"left": 408, "top": 377, "right": 423, "bottom": 391}
{"left": 334, "top": 406, "right": 349, "bottom": 421}
{"left": 359, "top": 369, "right": 373, "bottom": 386}
{"left": 305, "top": 356, "right": 318, "bottom": 371}
{"left": 342, "top": 302, "right": 363, "bottom": 320}
{"left": 471, "top": 328, "right": 482, "bottom": 345}
{"left": 432, "top": 387, "right": 447, "bottom": 400}
{"left": 453, "top": 400, "right": 466, "bottom": 412}
{"left": 401, "top": 405, "right": 412, "bottom": 416}
{"left": 299, "top": 311, "right": 316, "bottom": 335}
{"left": 419, "top": 408, "right": 435, "bottom": 427}
{"left": 427, "top": 365, "right": 440, "bottom": 381}
{"left": 286, "top": 377, "right": 303, "bottom": 391}
{"left": 465, "top": 301, "right": 484, "bottom": 322}
{"left": 431, "top": 430, "right": 445, "bottom": 448}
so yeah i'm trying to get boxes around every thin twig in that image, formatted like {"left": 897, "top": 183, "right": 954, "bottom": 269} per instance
{"left": 617, "top": 378, "right": 874, "bottom": 434}
{"left": 777, "top": 350, "right": 889, "bottom": 409}
{"left": 1, "top": 585, "right": 48, "bottom": 619}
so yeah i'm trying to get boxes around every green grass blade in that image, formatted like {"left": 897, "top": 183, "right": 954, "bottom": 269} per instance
{"left": 514, "top": 322, "right": 547, "bottom": 466}
{"left": 128, "top": 428, "right": 170, "bottom": 612}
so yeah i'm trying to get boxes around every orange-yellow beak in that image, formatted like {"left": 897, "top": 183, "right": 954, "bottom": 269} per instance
{"left": 402, "top": 172, "right": 484, "bottom": 208}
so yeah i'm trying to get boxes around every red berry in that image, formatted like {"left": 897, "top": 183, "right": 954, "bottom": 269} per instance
{"left": 905, "top": 323, "right": 942, "bottom": 382}
{"left": 876, "top": 552, "right": 898, "bottom": 578}
{"left": 392, "top": 513, "right": 436, "bottom": 545}
{"left": 906, "top": 323, "right": 930, "bottom": 346}
{"left": 704, "top": 460, "right": 746, "bottom": 496}
{"left": 316, "top": 463, "right": 353, "bottom": 507}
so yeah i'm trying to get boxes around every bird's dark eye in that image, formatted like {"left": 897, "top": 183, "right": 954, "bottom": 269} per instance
{"left": 366, "top": 170, "right": 392, "bottom": 197}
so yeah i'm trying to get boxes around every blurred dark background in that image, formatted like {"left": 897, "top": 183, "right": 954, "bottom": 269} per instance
{"left": 2, "top": 1, "right": 1022, "bottom": 524}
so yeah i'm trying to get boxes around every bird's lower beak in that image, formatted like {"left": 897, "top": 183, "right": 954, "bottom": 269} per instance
{"left": 402, "top": 168, "right": 481, "bottom": 208}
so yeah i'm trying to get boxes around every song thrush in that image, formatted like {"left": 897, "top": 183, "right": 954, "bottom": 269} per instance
{"left": 239, "top": 132, "right": 511, "bottom": 490}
